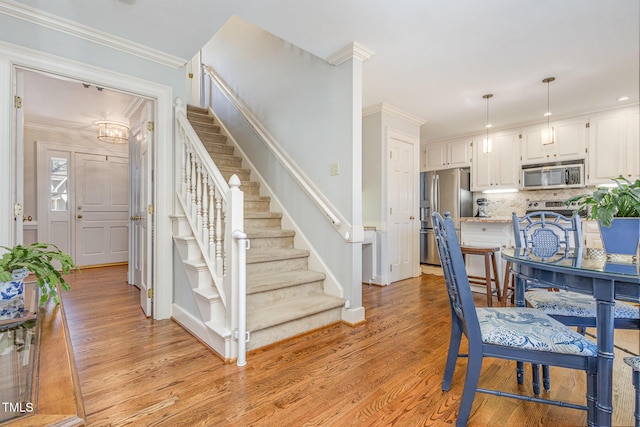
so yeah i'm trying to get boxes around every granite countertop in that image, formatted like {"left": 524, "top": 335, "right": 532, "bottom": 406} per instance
{"left": 460, "top": 216, "right": 512, "bottom": 223}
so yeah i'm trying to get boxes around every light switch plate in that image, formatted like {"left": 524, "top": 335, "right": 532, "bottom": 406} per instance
{"left": 329, "top": 162, "right": 340, "bottom": 176}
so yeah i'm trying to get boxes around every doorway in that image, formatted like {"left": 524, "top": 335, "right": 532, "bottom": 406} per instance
{"left": 386, "top": 128, "right": 420, "bottom": 283}
{"left": 2, "top": 45, "right": 173, "bottom": 320}
{"left": 17, "top": 67, "right": 154, "bottom": 315}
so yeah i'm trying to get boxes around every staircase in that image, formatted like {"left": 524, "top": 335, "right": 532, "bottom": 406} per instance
{"left": 174, "top": 104, "right": 345, "bottom": 352}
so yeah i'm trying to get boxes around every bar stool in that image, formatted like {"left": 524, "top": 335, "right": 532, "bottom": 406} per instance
{"left": 459, "top": 245, "right": 502, "bottom": 306}
{"left": 502, "top": 260, "right": 515, "bottom": 306}
{"left": 624, "top": 356, "right": 640, "bottom": 427}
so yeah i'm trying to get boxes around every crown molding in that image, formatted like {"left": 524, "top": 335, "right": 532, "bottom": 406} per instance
{"left": 362, "top": 102, "right": 426, "bottom": 126}
{"left": 0, "top": 0, "right": 186, "bottom": 68}
{"left": 25, "top": 121, "right": 95, "bottom": 137}
{"left": 326, "top": 42, "right": 374, "bottom": 66}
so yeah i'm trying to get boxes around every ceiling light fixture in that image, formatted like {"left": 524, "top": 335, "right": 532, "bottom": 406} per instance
{"left": 541, "top": 77, "right": 555, "bottom": 145}
{"left": 482, "top": 93, "right": 493, "bottom": 153}
{"left": 96, "top": 121, "right": 130, "bottom": 144}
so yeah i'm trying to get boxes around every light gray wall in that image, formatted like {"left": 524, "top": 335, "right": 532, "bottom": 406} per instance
{"left": 362, "top": 112, "right": 383, "bottom": 229}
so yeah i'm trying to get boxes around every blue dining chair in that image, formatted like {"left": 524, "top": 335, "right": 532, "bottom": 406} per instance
{"left": 512, "top": 211, "right": 640, "bottom": 394}
{"left": 432, "top": 211, "right": 598, "bottom": 426}
{"left": 623, "top": 356, "right": 640, "bottom": 427}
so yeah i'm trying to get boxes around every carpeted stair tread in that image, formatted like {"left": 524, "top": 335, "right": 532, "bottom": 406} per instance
{"left": 245, "top": 211, "right": 282, "bottom": 219}
{"left": 247, "top": 248, "right": 309, "bottom": 264}
{"left": 244, "top": 194, "right": 271, "bottom": 202}
{"left": 247, "top": 294, "right": 344, "bottom": 331}
{"left": 245, "top": 229, "right": 295, "bottom": 238}
{"left": 218, "top": 165, "right": 251, "bottom": 175}
{"left": 247, "top": 270, "right": 326, "bottom": 294}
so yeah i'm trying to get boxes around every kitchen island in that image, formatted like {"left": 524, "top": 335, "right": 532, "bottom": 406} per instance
{"left": 459, "top": 217, "right": 514, "bottom": 297}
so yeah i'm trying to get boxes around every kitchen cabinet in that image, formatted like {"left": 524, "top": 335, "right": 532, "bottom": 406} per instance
{"left": 587, "top": 107, "right": 640, "bottom": 185}
{"left": 521, "top": 117, "right": 587, "bottom": 165}
{"left": 460, "top": 220, "right": 514, "bottom": 295}
{"left": 471, "top": 130, "right": 520, "bottom": 191}
{"left": 424, "top": 138, "right": 471, "bottom": 171}
{"left": 582, "top": 220, "right": 602, "bottom": 248}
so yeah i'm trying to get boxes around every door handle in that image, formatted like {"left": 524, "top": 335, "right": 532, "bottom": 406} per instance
{"left": 409, "top": 215, "right": 415, "bottom": 220}
{"left": 77, "top": 214, "right": 83, "bottom": 219}
{"left": 23, "top": 215, "right": 32, "bottom": 222}
{"left": 130, "top": 215, "right": 142, "bottom": 221}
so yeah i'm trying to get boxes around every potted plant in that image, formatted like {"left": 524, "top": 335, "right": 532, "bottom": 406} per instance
{"left": 0, "top": 242, "right": 78, "bottom": 307}
{"left": 566, "top": 176, "right": 640, "bottom": 256}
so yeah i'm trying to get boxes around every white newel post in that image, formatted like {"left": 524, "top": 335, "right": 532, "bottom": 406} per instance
{"left": 225, "top": 174, "right": 246, "bottom": 364}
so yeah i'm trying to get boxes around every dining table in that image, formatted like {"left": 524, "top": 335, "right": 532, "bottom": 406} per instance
{"left": 501, "top": 247, "right": 640, "bottom": 427}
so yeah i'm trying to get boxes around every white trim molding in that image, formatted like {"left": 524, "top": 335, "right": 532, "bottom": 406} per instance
{"left": 0, "top": 0, "right": 186, "bottom": 68}
{"left": 363, "top": 102, "right": 426, "bottom": 127}
{"left": 326, "top": 42, "right": 375, "bottom": 66}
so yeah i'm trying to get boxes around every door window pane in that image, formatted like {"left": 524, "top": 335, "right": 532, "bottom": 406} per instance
{"left": 50, "top": 157, "right": 68, "bottom": 211}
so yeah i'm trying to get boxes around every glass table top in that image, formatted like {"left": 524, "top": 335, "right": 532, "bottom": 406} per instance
{"left": 501, "top": 247, "right": 640, "bottom": 278}
{"left": 0, "top": 282, "right": 39, "bottom": 423}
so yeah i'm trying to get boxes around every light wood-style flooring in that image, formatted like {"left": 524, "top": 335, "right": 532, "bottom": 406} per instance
{"left": 60, "top": 265, "right": 637, "bottom": 426}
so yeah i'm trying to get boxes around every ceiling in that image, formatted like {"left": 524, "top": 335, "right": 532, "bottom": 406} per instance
{"left": 11, "top": 0, "right": 640, "bottom": 142}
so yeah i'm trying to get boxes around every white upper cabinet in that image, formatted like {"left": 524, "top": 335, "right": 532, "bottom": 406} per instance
{"left": 587, "top": 107, "right": 640, "bottom": 185}
{"left": 424, "top": 138, "right": 471, "bottom": 171}
{"left": 521, "top": 117, "right": 587, "bottom": 165}
{"left": 471, "top": 130, "right": 520, "bottom": 191}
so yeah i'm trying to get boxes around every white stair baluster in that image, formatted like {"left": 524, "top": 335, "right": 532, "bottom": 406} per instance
{"left": 215, "top": 191, "right": 223, "bottom": 277}
{"left": 195, "top": 160, "right": 203, "bottom": 236}
{"left": 201, "top": 172, "right": 209, "bottom": 254}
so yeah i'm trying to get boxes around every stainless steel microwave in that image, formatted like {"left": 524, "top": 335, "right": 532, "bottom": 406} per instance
{"left": 521, "top": 162, "right": 585, "bottom": 190}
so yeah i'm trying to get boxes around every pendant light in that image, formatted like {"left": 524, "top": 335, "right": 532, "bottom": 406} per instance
{"left": 541, "top": 77, "right": 555, "bottom": 145}
{"left": 96, "top": 121, "right": 130, "bottom": 144}
{"left": 482, "top": 93, "right": 493, "bottom": 153}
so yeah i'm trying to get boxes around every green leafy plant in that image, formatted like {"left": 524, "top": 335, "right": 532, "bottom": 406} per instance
{"left": 566, "top": 176, "right": 640, "bottom": 227}
{"left": 0, "top": 242, "right": 78, "bottom": 306}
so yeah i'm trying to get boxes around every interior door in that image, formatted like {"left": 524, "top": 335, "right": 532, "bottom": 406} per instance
{"left": 12, "top": 69, "right": 25, "bottom": 244}
{"left": 130, "top": 101, "right": 153, "bottom": 316}
{"left": 75, "top": 153, "right": 129, "bottom": 266}
{"left": 388, "top": 132, "right": 417, "bottom": 283}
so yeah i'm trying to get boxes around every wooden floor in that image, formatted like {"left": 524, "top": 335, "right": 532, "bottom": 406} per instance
{"left": 59, "top": 265, "right": 637, "bottom": 426}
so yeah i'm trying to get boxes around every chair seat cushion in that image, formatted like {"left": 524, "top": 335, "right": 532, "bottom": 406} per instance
{"left": 477, "top": 307, "right": 597, "bottom": 356}
{"left": 624, "top": 356, "right": 640, "bottom": 372}
{"left": 525, "top": 290, "right": 640, "bottom": 319}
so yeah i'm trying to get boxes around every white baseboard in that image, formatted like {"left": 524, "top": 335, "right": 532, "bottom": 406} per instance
{"left": 171, "top": 304, "right": 232, "bottom": 360}
{"left": 341, "top": 306, "right": 366, "bottom": 325}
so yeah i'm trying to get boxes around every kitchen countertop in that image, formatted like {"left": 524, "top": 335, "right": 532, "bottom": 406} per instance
{"left": 460, "top": 216, "right": 512, "bottom": 223}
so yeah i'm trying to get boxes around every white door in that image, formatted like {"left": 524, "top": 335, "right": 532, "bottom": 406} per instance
{"left": 129, "top": 102, "right": 153, "bottom": 316}
{"left": 75, "top": 153, "right": 129, "bottom": 266}
{"left": 12, "top": 69, "right": 25, "bottom": 244}
{"left": 387, "top": 130, "right": 418, "bottom": 283}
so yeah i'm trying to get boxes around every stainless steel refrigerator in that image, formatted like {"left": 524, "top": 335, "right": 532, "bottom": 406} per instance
{"left": 420, "top": 168, "right": 472, "bottom": 265}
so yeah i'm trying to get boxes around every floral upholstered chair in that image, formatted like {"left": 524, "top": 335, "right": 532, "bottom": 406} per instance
{"left": 624, "top": 356, "right": 640, "bottom": 427}
{"left": 432, "top": 211, "right": 598, "bottom": 426}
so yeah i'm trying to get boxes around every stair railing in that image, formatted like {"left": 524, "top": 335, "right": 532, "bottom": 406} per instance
{"left": 201, "top": 64, "right": 354, "bottom": 242}
{"left": 173, "top": 99, "right": 245, "bottom": 321}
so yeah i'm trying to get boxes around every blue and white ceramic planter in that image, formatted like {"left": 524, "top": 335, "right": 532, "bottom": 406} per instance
{"left": 0, "top": 267, "right": 29, "bottom": 301}
{"left": 0, "top": 268, "right": 29, "bottom": 320}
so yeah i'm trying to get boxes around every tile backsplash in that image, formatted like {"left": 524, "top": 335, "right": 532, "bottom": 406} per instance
{"left": 472, "top": 187, "right": 594, "bottom": 218}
